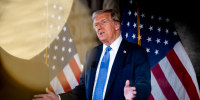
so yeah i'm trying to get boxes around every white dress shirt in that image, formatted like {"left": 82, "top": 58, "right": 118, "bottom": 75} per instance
{"left": 92, "top": 35, "right": 122, "bottom": 99}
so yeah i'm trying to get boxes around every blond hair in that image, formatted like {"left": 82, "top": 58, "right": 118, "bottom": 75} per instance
{"left": 92, "top": 9, "right": 120, "bottom": 22}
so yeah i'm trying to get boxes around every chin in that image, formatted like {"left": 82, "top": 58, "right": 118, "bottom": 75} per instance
{"left": 98, "top": 38, "right": 104, "bottom": 42}
{"left": 98, "top": 37, "right": 104, "bottom": 41}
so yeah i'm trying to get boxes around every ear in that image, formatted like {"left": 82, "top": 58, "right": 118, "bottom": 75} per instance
{"left": 114, "top": 22, "right": 120, "bottom": 30}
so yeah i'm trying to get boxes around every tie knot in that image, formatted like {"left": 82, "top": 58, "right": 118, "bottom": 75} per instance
{"left": 106, "top": 46, "right": 112, "bottom": 52}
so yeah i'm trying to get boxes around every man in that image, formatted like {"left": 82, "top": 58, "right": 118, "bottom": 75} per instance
{"left": 34, "top": 9, "right": 151, "bottom": 100}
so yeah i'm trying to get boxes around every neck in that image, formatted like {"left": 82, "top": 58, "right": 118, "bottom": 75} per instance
{"left": 103, "top": 33, "right": 120, "bottom": 46}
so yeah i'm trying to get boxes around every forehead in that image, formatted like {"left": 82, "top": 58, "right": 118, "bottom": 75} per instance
{"left": 94, "top": 12, "right": 111, "bottom": 22}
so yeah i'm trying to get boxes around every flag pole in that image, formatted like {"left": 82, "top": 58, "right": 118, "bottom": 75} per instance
{"left": 136, "top": 5, "right": 141, "bottom": 46}
{"left": 45, "top": 0, "right": 49, "bottom": 64}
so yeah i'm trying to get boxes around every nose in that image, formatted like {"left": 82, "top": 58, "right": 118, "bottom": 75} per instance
{"left": 96, "top": 24, "right": 102, "bottom": 31}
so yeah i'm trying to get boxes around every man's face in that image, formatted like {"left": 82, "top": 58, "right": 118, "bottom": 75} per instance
{"left": 93, "top": 13, "right": 119, "bottom": 44}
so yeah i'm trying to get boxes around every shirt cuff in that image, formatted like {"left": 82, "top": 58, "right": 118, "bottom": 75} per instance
{"left": 58, "top": 95, "right": 61, "bottom": 100}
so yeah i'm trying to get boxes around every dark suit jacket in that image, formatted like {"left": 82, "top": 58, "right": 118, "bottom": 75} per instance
{"left": 60, "top": 39, "right": 151, "bottom": 100}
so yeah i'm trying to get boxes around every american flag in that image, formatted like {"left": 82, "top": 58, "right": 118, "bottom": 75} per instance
{"left": 121, "top": 0, "right": 200, "bottom": 99}
{"left": 33, "top": 0, "right": 82, "bottom": 94}
{"left": 45, "top": 24, "right": 82, "bottom": 94}
{"left": 34, "top": 23, "right": 83, "bottom": 94}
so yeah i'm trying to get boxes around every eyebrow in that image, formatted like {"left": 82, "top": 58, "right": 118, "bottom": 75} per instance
{"left": 94, "top": 18, "right": 106, "bottom": 24}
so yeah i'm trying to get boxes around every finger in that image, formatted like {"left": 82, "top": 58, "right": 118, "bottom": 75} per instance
{"left": 131, "top": 87, "right": 136, "bottom": 90}
{"left": 129, "top": 94, "right": 134, "bottom": 100}
{"left": 133, "top": 91, "right": 137, "bottom": 95}
{"left": 125, "top": 80, "right": 130, "bottom": 87}
{"left": 34, "top": 94, "right": 47, "bottom": 98}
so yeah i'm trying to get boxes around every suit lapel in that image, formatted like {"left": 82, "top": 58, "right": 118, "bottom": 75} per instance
{"left": 105, "top": 39, "right": 128, "bottom": 96}
{"left": 88, "top": 44, "right": 103, "bottom": 99}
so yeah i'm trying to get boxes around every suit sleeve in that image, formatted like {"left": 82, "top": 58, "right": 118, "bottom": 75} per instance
{"left": 133, "top": 47, "right": 151, "bottom": 100}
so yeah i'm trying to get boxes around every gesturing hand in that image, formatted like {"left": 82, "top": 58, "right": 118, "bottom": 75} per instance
{"left": 124, "top": 80, "right": 137, "bottom": 100}
{"left": 33, "top": 88, "right": 59, "bottom": 100}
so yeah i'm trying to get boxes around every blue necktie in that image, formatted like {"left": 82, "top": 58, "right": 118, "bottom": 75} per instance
{"left": 93, "top": 46, "right": 112, "bottom": 100}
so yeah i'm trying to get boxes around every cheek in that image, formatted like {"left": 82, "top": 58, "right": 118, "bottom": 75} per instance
{"left": 104, "top": 25, "right": 113, "bottom": 32}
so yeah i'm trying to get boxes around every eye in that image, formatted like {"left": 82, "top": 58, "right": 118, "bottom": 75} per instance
{"left": 102, "top": 20, "right": 106, "bottom": 23}
{"left": 95, "top": 24, "right": 98, "bottom": 27}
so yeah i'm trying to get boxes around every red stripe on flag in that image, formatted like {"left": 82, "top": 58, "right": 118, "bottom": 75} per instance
{"left": 49, "top": 84, "right": 55, "bottom": 93}
{"left": 148, "top": 93, "right": 154, "bottom": 100}
{"left": 152, "top": 64, "right": 179, "bottom": 100}
{"left": 69, "top": 57, "right": 81, "bottom": 83}
{"left": 167, "top": 50, "right": 200, "bottom": 100}
{"left": 57, "top": 71, "right": 71, "bottom": 92}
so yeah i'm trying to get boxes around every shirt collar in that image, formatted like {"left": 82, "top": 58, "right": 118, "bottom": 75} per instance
{"left": 103, "top": 35, "right": 122, "bottom": 52}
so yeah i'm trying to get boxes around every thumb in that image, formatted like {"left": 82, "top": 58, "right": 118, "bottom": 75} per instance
{"left": 125, "top": 80, "right": 130, "bottom": 87}
{"left": 46, "top": 88, "right": 53, "bottom": 95}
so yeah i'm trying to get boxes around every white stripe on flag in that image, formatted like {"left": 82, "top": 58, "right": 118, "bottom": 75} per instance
{"left": 63, "top": 64, "right": 79, "bottom": 89}
{"left": 151, "top": 72, "right": 167, "bottom": 100}
{"left": 74, "top": 53, "right": 83, "bottom": 71}
{"left": 159, "top": 57, "right": 189, "bottom": 100}
{"left": 50, "top": 77, "right": 65, "bottom": 94}
{"left": 174, "top": 42, "right": 200, "bottom": 96}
